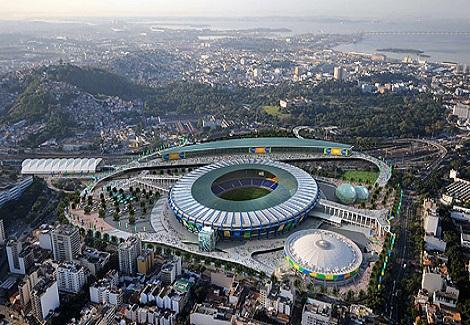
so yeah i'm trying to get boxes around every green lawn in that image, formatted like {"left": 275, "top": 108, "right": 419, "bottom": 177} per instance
{"left": 219, "top": 187, "right": 271, "bottom": 201}
{"left": 262, "top": 105, "right": 290, "bottom": 119}
{"left": 342, "top": 170, "right": 378, "bottom": 184}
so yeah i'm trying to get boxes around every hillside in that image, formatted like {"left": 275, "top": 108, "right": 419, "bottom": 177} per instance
{"left": 47, "top": 64, "right": 155, "bottom": 100}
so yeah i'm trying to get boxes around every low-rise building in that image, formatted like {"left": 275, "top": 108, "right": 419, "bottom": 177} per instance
{"left": 259, "top": 281, "right": 294, "bottom": 317}
{"left": 0, "top": 176, "right": 33, "bottom": 208}
{"left": 422, "top": 268, "right": 444, "bottom": 296}
{"left": 301, "top": 298, "right": 337, "bottom": 325}
{"left": 190, "top": 303, "right": 234, "bottom": 325}
{"left": 210, "top": 271, "right": 235, "bottom": 291}
{"left": 79, "top": 247, "right": 110, "bottom": 276}
{"left": 159, "top": 256, "right": 181, "bottom": 284}
{"left": 89, "top": 270, "right": 122, "bottom": 306}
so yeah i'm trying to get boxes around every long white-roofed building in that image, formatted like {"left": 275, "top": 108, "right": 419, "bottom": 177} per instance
{"left": 21, "top": 158, "right": 103, "bottom": 175}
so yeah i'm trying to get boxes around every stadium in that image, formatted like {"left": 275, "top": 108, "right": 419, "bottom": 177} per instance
{"left": 168, "top": 159, "right": 320, "bottom": 240}
{"left": 284, "top": 229, "right": 363, "bottom": 282}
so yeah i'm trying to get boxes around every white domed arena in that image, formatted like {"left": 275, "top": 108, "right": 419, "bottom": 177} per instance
{"left": 284, "top": 229, "right": 363, "bottom": 282}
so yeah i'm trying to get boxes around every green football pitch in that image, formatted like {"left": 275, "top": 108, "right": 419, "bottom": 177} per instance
{"left": 219, "top": 187, "right": 271, "bottom": 201}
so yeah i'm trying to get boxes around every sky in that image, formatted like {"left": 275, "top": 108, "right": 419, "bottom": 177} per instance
{"left": 1, "top": 0, "right": 469, "bottom": 20}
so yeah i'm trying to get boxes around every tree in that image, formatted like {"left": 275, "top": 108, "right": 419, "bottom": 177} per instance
{"left": 346, "top": 289, "right": 355, "bottom": 302}
{"left": 98, "top": 209, "right": 105, "bottom": 219}
{"left": 358, "top": 289, "right": 366, "bottom": 301}
{"left": 113, "top": 211, "right": 120, "bottom": 221}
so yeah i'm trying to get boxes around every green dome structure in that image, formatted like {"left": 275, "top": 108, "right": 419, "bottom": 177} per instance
{"left": 354, "top": 186, "right": 369, "bottom": 202}
{"left": 335, "top": 183, "right": 357, "bottom": 204}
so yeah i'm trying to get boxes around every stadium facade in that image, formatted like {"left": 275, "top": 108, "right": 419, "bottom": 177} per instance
{"left": 168, "top": 159, "right": 320, "bottom": 240}
{"left": 161, "top": 137, "right": 353, "bottom": 161}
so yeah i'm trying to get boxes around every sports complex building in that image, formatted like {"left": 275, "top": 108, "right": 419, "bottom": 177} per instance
{"left": 30, "top": 136, "right": 392, "bottom": 280}
{"left": 168, "top": 159, "right": 320, "bottom": 240}
{"left": 284, "top": 229, "right": 363, "bottom": 282}
{"left": 161, "top": 137, "right": 353, "bottom": 160}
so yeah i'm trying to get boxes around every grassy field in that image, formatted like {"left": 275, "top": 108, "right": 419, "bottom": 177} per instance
{"left": 220, "top": 187, "right": 271, "bottom": 201}
{"left": 262, "top": 105, "right": 290, "bottom": 119}
{"left": 342, "top": 170, "right": 378, "bottom": 184}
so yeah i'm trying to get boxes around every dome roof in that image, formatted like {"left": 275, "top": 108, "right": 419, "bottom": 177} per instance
{"left": 335, "top": 183, "right": 357, "bottom": 204}
{"left": 285, "top": 229, "right": 362, "bottom": 276}
{"left": 354, "top": 186, "right": 369, "bottom": 201}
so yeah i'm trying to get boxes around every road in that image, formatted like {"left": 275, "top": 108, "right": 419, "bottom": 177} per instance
{"left": 387, "top": 190, "right": 413, "bottom": 323}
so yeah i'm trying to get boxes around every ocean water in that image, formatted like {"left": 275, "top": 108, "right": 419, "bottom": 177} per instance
{"left": 335, "top": 34, "right": 470, "bottom": 65}
{"left": 140, "top": 17, "right": 470, "bottom": 64}
{"left": 135, "top": 17, "right": 470, "bottom": 64}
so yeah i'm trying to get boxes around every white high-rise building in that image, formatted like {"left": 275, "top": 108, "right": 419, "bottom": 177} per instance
{"left": 51, "top": 224, "right": 81, "bottom": 262}
{"left": 57, "top": 261, "right": 88, "bottom": 294}
{"left": 333, "top": 66, "right": 345, "bottom": 81}
{"left": 19, "top": 268, "right": 40, "bottom": 308}
{"left": 6, "top": 240, "right": 34, "bottom": 274}
{"left": 38, "top": 224, "right": 54, "bottom": 251}
{"left": 31, "top": 280, "right": 60, "bottom": 323}
{"left": 118, "top": 236, "right": 141, "bottom": 275}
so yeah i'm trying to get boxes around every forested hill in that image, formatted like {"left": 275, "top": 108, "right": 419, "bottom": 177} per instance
{"left": 47, "top": 64, "right": 155, "bottom": 100}
{"left": 3, "top": 64, "right": 155, "bottom": 123}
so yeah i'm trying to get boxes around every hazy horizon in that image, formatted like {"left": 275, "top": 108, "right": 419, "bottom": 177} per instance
{"left": 1, "top": 0, "right": 470, "bottom": 20}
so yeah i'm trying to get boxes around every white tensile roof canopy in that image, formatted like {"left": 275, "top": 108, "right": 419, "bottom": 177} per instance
{"left": 21, "top": 158, "right": 103, "bottom": 175}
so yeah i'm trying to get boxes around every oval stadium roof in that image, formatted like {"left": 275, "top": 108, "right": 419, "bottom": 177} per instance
{"left": 161, "top": 137, "right": 352, "bottom": 155}
{"left": 21, "top": 158, "right": 103, "bottom": 175}
{"left": 168, "top": 159, "right": 319, "bottom": 231}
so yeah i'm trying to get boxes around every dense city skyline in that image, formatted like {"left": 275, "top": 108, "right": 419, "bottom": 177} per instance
{"left": 1, "top": 0, "right": 470, "bottom": 20}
